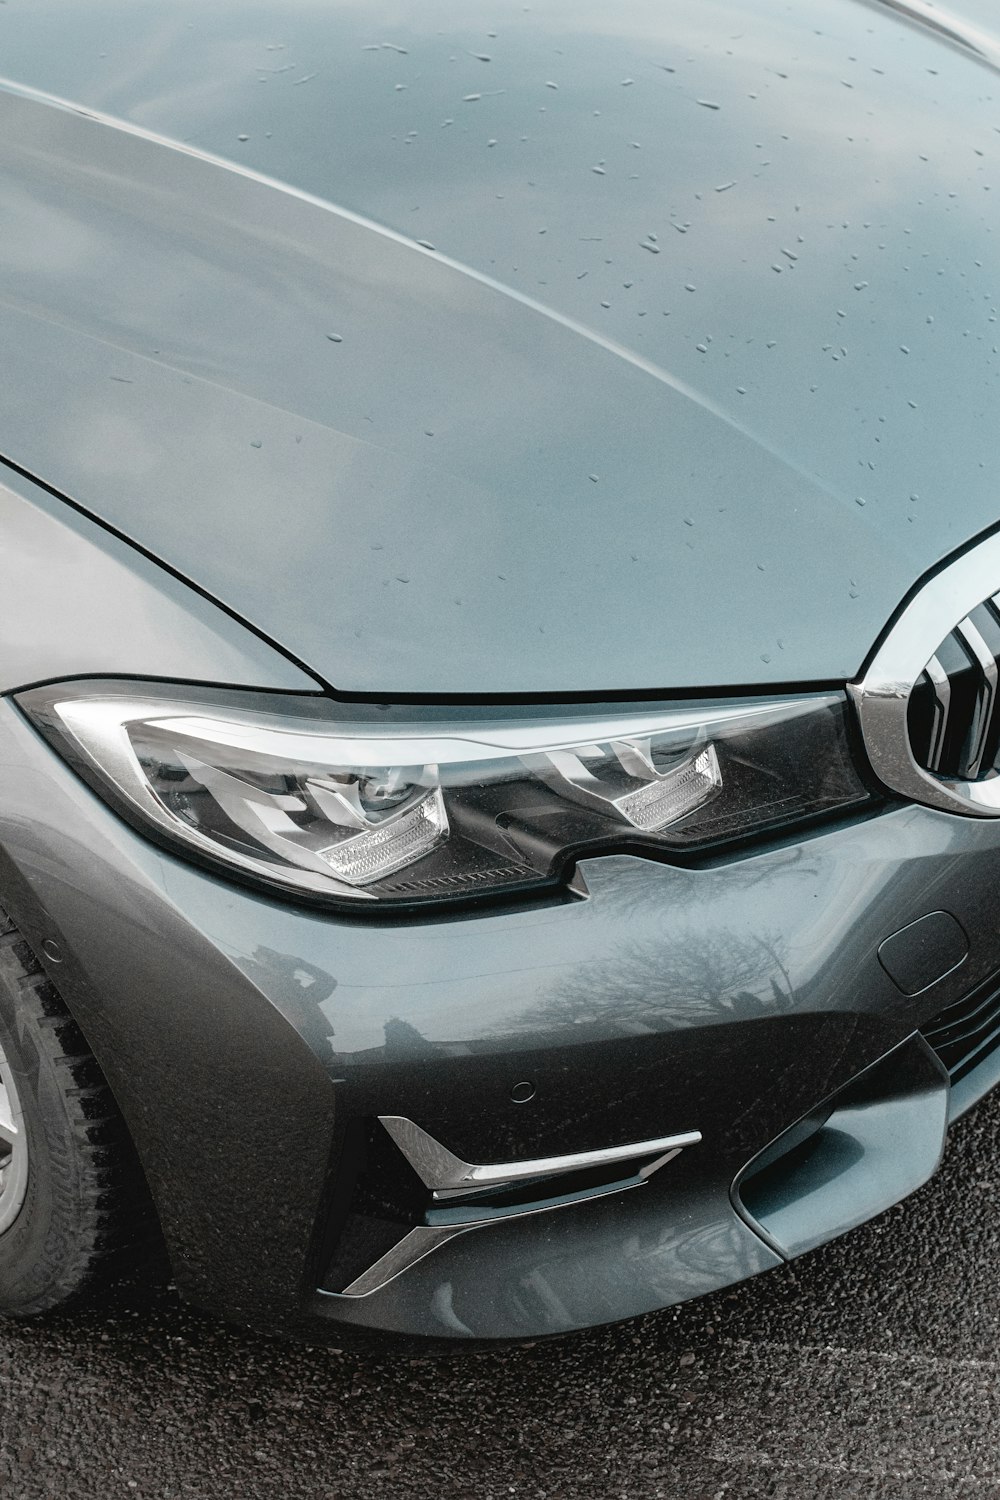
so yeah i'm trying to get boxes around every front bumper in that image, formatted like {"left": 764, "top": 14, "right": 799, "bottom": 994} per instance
{"left": 0, "top": 696, "right": 998, "bottom": 1341}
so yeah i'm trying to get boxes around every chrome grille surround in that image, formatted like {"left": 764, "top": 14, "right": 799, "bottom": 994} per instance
{"left": 851, "top": 532, "right": 1000, "bottom": 817}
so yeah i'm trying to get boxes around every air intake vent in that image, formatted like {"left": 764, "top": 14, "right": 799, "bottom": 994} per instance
{"left": 921, "top": 972, "right": 1000, "bottom": 1083}
{"left": 853, "top": 534, "right": 1000, "bottom": 818}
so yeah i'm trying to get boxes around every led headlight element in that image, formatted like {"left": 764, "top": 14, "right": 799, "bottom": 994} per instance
{"left": 318, "top": 789, "right": 448, "bottom": 885}
{"left": 539, "top": 739, "right": 722, "bottom": 831}
{"left": 18, "top": 684, "right": 870, "bottom": 906}
{"left": 176, "top": 750, "right": 448, "bottom": 886}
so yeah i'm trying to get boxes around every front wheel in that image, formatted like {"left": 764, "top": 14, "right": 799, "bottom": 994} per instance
{"left": 0, "top": 906, "right": 158, "bottom": 1315}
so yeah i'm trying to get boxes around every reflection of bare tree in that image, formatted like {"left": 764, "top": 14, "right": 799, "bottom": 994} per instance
{"left": 383, "top": 1016, "right": 442, "bottom": 1058}
{"left": 515, "top": 927, "right": 795, "bottom": 1039}
{"left": 581, "top": 846, "right": 816, "bottom": 922}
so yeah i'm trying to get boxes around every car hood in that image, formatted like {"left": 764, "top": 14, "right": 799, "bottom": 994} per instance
{"left": 1, "top": 0, "right": 999, "bottom": 698}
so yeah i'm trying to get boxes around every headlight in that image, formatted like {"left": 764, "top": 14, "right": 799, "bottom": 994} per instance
{"left": 18, "top": 682, "right": 871, "bottom": 907}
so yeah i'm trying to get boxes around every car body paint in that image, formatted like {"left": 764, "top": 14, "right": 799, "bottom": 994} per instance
{"left": 0, "top": 465, "right": 317, "bottom": 693}
{"left": 0, "top": 1, "right": 998, "bottom": 694}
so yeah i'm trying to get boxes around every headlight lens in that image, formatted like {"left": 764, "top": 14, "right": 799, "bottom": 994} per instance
{"left": 18, "top": 683, "right": 871, "bottom": 906}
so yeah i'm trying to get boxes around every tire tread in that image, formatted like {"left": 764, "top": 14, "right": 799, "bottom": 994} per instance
{"left": 0, "top": 902, "right": 161, "bottom": 1314}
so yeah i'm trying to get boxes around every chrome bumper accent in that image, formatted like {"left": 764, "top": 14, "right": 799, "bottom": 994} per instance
{"left": 378, "top": 1115, "right": 701, "bottom": 1196}
{"left": 340, "top": 1118, "right": 702, "bottom": 1297}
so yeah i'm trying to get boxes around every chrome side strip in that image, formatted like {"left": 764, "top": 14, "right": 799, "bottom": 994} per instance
{"left": 955, "top": 617, "right": 997, "bottom": 778}
{"left": 377, "top": 1115, "right": 702, "bottom": 1195}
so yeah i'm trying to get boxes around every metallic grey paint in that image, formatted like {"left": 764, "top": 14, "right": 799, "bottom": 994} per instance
{"left": 1, "top": 1, "right": 1000, "bottom": 694}
{"left": 0, "top": 467, "right": 316, "bottom": 694}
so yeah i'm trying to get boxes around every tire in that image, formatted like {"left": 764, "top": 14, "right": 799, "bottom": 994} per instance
{"left": 0, "top": 904, "right": 158, "bottom": 1315}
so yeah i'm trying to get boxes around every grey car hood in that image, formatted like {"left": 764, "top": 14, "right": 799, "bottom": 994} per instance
{"left": 1, "top": 0, "right": 999, "bottom": 698}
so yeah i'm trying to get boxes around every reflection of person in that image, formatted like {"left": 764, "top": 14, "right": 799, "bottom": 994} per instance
{"left": 251, "top": 945, "right": 338, "bottom": 1007}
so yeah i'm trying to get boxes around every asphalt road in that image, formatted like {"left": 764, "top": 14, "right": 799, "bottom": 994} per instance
{"left": 3, "top": 1095, "right": 1000, "bottom": 1499}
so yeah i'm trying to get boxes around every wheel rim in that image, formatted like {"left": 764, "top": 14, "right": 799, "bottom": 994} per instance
{"left": 0, "top": 1042, "right": 28, "bottom": 1234}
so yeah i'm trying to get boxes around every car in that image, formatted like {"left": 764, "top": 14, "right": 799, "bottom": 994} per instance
{"left": 0, "top": 0, "right": 999, "bottom": 1343}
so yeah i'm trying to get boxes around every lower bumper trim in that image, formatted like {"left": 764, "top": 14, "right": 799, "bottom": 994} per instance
{"left": 734, "top": 1033, "right": 949, "bottom": 1261}
{"left": 339, "top": 1117, "right": 701, "bottom": 1296}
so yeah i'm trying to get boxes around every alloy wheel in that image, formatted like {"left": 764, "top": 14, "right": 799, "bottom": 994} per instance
{"left": 0, "top": 1041, "right": 28, "bottom": 1235}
